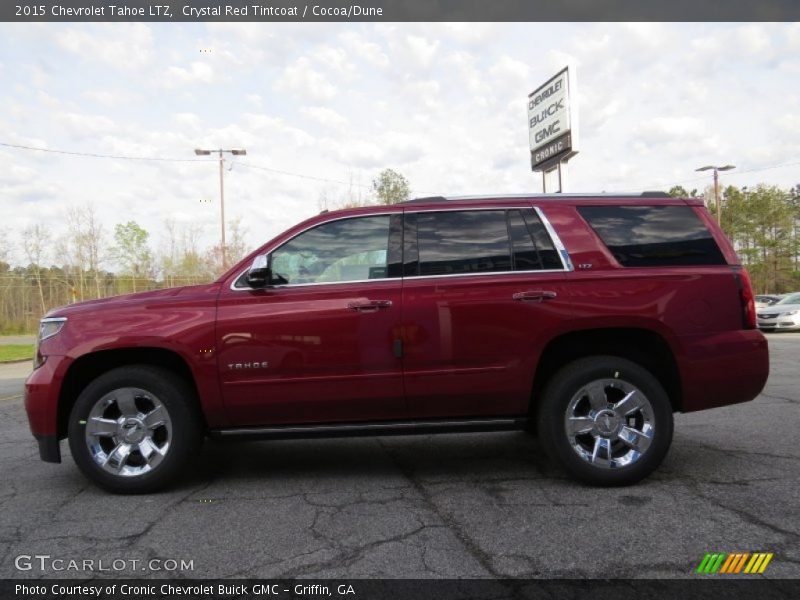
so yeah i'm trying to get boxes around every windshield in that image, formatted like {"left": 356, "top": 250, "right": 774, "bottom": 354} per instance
{"left": 777, "top": 293, "right": 800, "bottom": 305}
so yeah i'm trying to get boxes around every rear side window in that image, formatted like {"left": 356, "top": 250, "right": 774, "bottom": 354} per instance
{"left": 578, "top": 206, "right": 726, "bottom": 267}
{"left": 415, "top": 210, "right": 512, "bottom": 276}
{"left": 508, "top": 209, "right": 563, "bottom": 271}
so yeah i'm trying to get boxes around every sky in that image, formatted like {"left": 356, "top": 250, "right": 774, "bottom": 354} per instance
{"left": 0, "top": 22, "right": 799, "bottom": 268}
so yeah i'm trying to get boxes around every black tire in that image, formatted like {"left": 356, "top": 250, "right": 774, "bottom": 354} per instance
{"left": 68, "top": 365, "right": 203, "bottom": 494}
{"left": 536, "top": 356, "right": 673, "bottom": 486}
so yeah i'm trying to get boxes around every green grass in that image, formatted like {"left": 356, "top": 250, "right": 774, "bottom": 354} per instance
{"left": 0, "top": 344, "right": 34, "bottom": 362}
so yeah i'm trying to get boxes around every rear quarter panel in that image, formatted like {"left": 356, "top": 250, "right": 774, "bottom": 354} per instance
{"left": 539, "top": 201, "right": 768, "bottom": 412}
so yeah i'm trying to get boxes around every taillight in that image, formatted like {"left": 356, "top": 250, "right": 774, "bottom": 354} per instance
{"left": 733, "top": 267, "right": 756, "bottom": 330}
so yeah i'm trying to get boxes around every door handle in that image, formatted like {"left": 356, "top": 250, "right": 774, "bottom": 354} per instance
{"left": 347, "top": 299, "right": 393, "bottom": 312}
{"left": 512, "top": 290, "right": 557, "bottom": 302}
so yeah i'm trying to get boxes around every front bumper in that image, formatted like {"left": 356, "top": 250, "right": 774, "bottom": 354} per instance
{"left": 757, "top": 318, "right": 800, "bottom": 331}
{"left": 25, "top": 354, "right": 72, "bottom": 463}
{"left": 34, "top": 434, "right": 61, "bottom": 463}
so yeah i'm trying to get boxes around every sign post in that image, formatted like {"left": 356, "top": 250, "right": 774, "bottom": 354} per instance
{"left": 528, "top": 66, "right": 578, "bottom": 192}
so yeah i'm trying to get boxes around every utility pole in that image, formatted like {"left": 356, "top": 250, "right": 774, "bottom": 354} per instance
{"left": 218, "top": 150, "right": 225, "bottom": 269}
{"left": 195, "top": 147, "right": 247, "bottom": 270}
{"left": 696, "top": 164, "right": 735, "bottom": 225}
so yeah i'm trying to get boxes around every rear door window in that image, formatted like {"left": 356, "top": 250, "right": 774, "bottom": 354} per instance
{"left": 414, "top": 210, "right": 512, "bottom": 276}
{"left": 578, "top": 206, "right": 726, "bottom": 267}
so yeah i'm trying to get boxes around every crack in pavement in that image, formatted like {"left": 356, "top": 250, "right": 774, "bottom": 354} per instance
{"left": 760, "top": 393, "right": 800, "bottom": 405}
{"left": 681, "top": 481, "right": 799, "bottom": 540}
{"left": 679, "top": 439, "right": 800, "bottom": 463}
{"left": 375, "top": 438, "right": 504, "bottom": 579}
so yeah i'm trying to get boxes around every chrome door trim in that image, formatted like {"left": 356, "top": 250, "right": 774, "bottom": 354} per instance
{"left": 534, "top": 206, "right": 574, "bottom": 272}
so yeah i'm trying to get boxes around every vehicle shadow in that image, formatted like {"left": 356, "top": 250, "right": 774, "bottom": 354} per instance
{"left": 181, "top": 431, "right": 567, "bottom": 489}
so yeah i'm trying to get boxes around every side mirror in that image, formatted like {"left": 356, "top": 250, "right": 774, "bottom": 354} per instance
{"left": 246, "top": 255, "right": 271, "bottom": 288}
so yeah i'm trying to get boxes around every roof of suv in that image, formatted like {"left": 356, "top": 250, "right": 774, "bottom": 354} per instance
{"left": 403, "top": 192, "right": 671, "bottom": 204}
{"left": 313, "top": 192, "right": 701, "bottom": 220}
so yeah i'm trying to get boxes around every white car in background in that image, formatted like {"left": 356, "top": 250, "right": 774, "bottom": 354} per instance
{"left": 757, "top": 292, "right": 800, "bottom": 332}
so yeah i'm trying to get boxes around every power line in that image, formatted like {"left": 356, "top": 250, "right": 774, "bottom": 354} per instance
{"left": 0, "top": 141, "right": 209, "bottom": 162}
{"left": 0, "top": 140, "right": 378, "bottom": 189}
{"left": 235, "top": 161, "right": 374, "bottom": 189}
{"left": 239, "top": 162, "right": 444, "bottom": 197}
{"left": 736, "top": 159, "right": 800, "bottom": 176}
{"left": 619, "top": 159, "right": 800, "bottom": 193}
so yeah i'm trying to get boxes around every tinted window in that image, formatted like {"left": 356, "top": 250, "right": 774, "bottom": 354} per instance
{"left": 508, "top": 210, "right": 541, "bottom": 270}
{"left": 521, "top": 209, "right": 563, "bottom": 270}
{"left": 415, "top": 211, "right": 512, "bottom": 276}
{"left": 270, "top": 215, "right": 391, "bottom": 284}
{"left": 578, "top": 206, "right": 726, "bottom": 267}
{"left": 403, "top": 212, "right": 419, "bottom": 277}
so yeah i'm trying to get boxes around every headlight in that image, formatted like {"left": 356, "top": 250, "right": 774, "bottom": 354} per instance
{"left": 39, "top": 317, "right": 67, "bottom": 341}
{"left": 781, "top": 310, "right": 799, "bottom": 316}
{"left": 34, "top": 317, "right": 67, "bottom": 369}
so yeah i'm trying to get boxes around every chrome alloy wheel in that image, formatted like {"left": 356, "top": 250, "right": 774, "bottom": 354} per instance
{"left": 564, "top": 378, "right": 655, "bottom": 469}
{"left": 84, "top": 387, "right": 172, "bottom": 477}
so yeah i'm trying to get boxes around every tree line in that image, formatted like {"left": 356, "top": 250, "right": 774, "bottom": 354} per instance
{"left": 668, "top": 183, "right": 800, "bottom": 294}
{"left": 0, "top": 206, "right": 250, "bottom": 334}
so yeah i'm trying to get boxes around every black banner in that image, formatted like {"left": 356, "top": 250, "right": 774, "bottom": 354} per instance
{"left": 531, "top": 132, "right": 573, "bottom": 172}
{"left": 3, "top": 579, "right": 800, "bottom": 600}
{"left": 3, "top": 0, "right": 800, "bottom": 22}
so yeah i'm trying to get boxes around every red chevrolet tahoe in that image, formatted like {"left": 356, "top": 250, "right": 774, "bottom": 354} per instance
{"left": 25, "top": 194, "right": 769, "bottom": 493}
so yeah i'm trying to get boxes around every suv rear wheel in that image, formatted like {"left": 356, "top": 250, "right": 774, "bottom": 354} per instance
{"left": 537, "top": 356, "right": 673, "bottom": 486}
{"left": 68, "top": 365, "right": 203, "bottom": 494}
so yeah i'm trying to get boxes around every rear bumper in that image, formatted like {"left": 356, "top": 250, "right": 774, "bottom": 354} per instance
{"left": 25, "top": 355, "right": 72, "bottom": 463}
{"left": 677, "top": 329, "right": 769, "bottom": 412}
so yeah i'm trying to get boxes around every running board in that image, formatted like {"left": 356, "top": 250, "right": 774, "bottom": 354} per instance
{"left": 209, "top": 417, "right": 529, "bottom": 441}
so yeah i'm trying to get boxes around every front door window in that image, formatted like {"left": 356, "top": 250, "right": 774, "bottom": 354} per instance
{"left": 270, "top": 215, "right": 391, "bottom": 285}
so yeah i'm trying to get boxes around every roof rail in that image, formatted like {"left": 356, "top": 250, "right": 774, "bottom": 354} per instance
{"left": 403, "top": 191, "right": 672, "bottom": 203}
{"left": 402, "top": 196, "right": 448, "bottom": 204}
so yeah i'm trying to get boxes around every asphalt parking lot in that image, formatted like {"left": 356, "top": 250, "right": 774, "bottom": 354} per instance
{"left": 1, "top": 334, "right": 798, "bottom": 579}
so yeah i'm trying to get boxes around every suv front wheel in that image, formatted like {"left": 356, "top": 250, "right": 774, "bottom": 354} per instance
{"left": 537, "top": 356, "right": 673, "bottom": 486}
{"left": 68, "top": 365, "right": 203, "bottom": 494}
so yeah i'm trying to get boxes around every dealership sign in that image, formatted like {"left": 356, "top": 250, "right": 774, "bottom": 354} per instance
{"left": 528, "top": 66, "right": 578, "bottom": 171}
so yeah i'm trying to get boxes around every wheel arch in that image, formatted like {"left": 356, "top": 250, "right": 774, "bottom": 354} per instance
{"left": 57, "top": 347, "right": 206, "bottom": 440}
{"left": 530, "top": 327, "right": 682, "bottom": 414}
